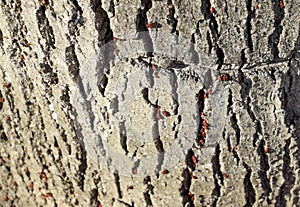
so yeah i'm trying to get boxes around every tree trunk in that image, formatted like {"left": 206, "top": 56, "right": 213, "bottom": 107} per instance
{"left": 0, "top": 0, "right": 299, "bottom": 206}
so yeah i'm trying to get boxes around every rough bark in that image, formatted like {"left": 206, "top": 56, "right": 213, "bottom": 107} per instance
{"left": 0, "top": 0, "right": 299, "bottom": 206}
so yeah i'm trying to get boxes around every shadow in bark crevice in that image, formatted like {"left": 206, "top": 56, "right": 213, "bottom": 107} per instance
{"left": 279, "top": 22, "right": 300, "bottom": 206}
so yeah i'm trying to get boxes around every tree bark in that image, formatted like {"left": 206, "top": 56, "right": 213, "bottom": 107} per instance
{"left": 0, "top": 0, "right": 299, "bottom": 206}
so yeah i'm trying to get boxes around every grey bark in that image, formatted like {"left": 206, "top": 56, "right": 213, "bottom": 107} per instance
{"left": 0, "top": 0, "right": 299, "bottom": 207}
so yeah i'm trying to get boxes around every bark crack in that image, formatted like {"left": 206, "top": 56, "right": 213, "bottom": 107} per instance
{"left": 211, "top": 144, "right": 222, "bottom": 207}
{"left": 245, "top": 0, "right": 254, "bottom": 52}
{"left": 179, "top": 168, "right": 194, "bottom": 207}
{"left": 268, "top": 0, "right": 285, "bottom": 59}
{"left": 243, "top": 162, "right": 256, "bottom": 207}
{"left": 275, "top": 138, "right": 295, "bottom": 206}
{"left": 257, "top": 140, "right": 272, "bottom": 204}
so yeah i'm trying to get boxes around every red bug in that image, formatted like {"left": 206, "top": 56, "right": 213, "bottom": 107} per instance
{"left": 200, "top": 128, "right": 206, "bottom": 137}
{"left": 13, "top": 181, "right": 18, "bottom": 187}
{"left": 146, "top": 22, "right": 154, "bottom": 29}
{"left": 233, "top": 145, "right": 237, "bottom": 151}
{"left": 210, "top": 6, "right": 215, "bottom": 14}
{"left": 154, "top": 71, "right": 159, "bottom": 78}
{"left": 255, "top": 3, "right": 259, "bottom": 9}
{"left": 162, "top": 169, "right": 169, "bottom": 174}
{"left": 39, "top": 172, "right": 48, "bottom": 181}
{"left": 192, "top": 155, "right": 198, "bottom": 167}
{"left": 264, "top": 148, "right": 269, "bottom": 153}
{"left": 202, "top": 119, "right": 209, "bottom": 130}
{"left": 0, "top": 98, "right": 4, "bottom": 103}
{"left": 6, "top": 116, "right": 12, "bottom": 123}
{"left": 189, "top": 192, "right": 195, "bottom": 201}
{"left": 45, "top": 193, "right": 52, "bottom": 197}
{"left": 132, "top": 167, "right": 138, "bottom": 174}
{"left": 19, "top": 52, "right": 26, "bottom": 66}
{"left": 189, "top": 171, "right": 198, "bottom": 179}
{"left": 218, "top": 73, "right": 230, "bottom": 81}
{"left": 162, "top": 111, "right": 171, "bottom": 117}
{"left": 204, "top": 88, "right": 212, "bottom": 99}
{"left": 199, "top": 138, "right": 205, "bottom": 144}
{"left": 42, "top": 193, "right": 53, "bottom": 200}
{"left": 223, "top": 173, "right": 229, "bottom": 179}
{"left": 3, "top": 194, "right": 8, "bottom": 201}
{"left": 151, "top": 64, "right": 157, "bottom": 70}
{"left": 279, "top": 1, "right": 284, "bottom": 9}
{"left": 127, "top": 185, "right": 134, "bottom": 190}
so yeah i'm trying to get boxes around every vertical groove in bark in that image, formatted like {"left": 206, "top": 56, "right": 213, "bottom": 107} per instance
{"left": 275, "top": 138, "right": 295, "bottom": 206}
{"left": 36, "top": 4, "right": 55, "bottom": 50}
{"left": 257, "top": 140, "right": 271, "bottom": 204}
{"left": 143, "top": 176, "right": 154, "bottom": 207}
{"left": 243, "top": 162, "right": 256, "bottom": 207}
{"left": 179, "top": 168, "right": 194, "bottom": 207}
{"left": 211, "top": 144, "right": 222, "bottom": 207}
{"left": 0, "top": 0, "right": 299, "bottom": 206}
{"left": 76, "top": 147, "right": 87, "bottom": 191}
{"left": 65, "top": 45, "right": 80, "bottom": 79}
{"left": 166, "top": 0, "right": 178, "bottom": 34}
{"left": 114, "top": 171, "right": 123, "bottom": 199}
{"left": 268, "top": 0, "right": 285, "bottom": 60}
{"left": 245, "top": 0, "right": 254, "bottom": 53}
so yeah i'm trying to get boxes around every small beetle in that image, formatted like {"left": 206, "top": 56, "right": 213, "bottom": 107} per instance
{"left": 189, "top": 171, "right": 198, "bottom": 179}
{"left": 223, "top": 173, "right": 229, "bottom": 179}
{"left": 162, "top": 169, "right": 169, "bottom": 174}
{"left": 13, "top": 181, "right": 18, "bottom": 187}
{"left": 199, "top": 138, "right": 205, "bottom": 144}
{"left": 19, "top": 52, "right": 26, "bottom": 66}
{"left": 218, "top": 73, "right": 230, "bottom": 81}
{"left": 29, "top": 182, "right": 34, "bottom": 190}
{"left": 202, "top": 119, "right": 209, "bottom": 130}
{"left": 132, "top": 167, "right": 138, "bottom": 174}
{"left": 6, "top": 116, "right": 12, "bottom": 123}
{"left": 162, "top": 111, "right": 171, "bottom": 117}
{"left": 200, "top": 128, "right": 206, "bottom": 137}
{"left": 3, "top": 194, "right": 8, "bottom": 201}
{"left": 146, "top": 22, "right": 154, "bottom": 29}
{"left": 127, "top": 185, "right": 134, "bottom": 190}
{"left": 279, "top": 1, "right": 284, "bottom": 9}
{"left": 192, "top": 155, "right": 197, "bottom": 167}
{"left": 39, "top": 172, "right": 48, "bottom": 181}
{"left": 189, "top": 192, "right": 195, "bottom": 201}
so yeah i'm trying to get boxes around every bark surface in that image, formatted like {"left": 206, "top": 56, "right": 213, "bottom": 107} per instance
{"left": 0, "top": 0, "right": 299, "bottom": 206}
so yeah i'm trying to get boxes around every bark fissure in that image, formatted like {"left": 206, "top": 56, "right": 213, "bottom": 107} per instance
{"left": 114, "top": 171, "right": 123, "bottom": 199}
{"left": 257, "top": 140, "right": 272, "bottom": 204}
{"left": 245, "top": 0, "right": 254, "bottom": 52}
{"left": 143, "top": 176, "right": 154, "bottom": 207}
{"left": 211, "top": 144, "right": 222, "bottom": 207}
{"left": 166, "top": 0, "right": 178, "bottom": 34}
{"left": 179, "top": 168, "right": 194, "bottom": 207}
{"left": 275, "top": 138, "right": 295, "bottom": 206}
{"left": 243, "top": 162, "right": 256, "bottom": 207}
{"left": 268, "top": 0, "right": 285, "bottom": 60}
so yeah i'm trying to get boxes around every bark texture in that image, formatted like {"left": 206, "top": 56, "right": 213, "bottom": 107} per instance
{"left": 0, "top": 0, "right": 300, "bottom": 207}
